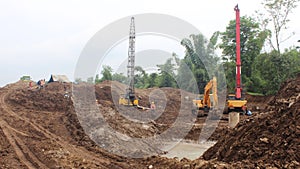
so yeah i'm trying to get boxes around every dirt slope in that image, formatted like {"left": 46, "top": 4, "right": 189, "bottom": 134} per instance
{"left": 246, "top": 94, "right": 274, "bottom": 111}
{"left": 1, "top": 78, "right": 292, "bottom": 168}
{"left": 203, "top": 75, "right": 300, "bottom": 168}
{"left": 0, "top": 81, "right": 210, "bottom": 168}
{"left": 1, "top": 82, "right": 134, "bottom": 168}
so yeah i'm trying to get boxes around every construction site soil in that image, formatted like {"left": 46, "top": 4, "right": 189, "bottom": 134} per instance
{"left": 0, "top": 75, "right": 299, "bottom": 168}
{"left": 203, "top": 74, "right": 300, "bottom": 168}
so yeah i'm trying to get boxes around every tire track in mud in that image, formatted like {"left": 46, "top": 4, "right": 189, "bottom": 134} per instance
{"left": 0, "top": 85, "right": 110, "bottom": 168}
{"left": 0, "top": 120, "right": 35, "bottom": 169}
{"left": 0, "top": 120, "right": 48, "bottom": 169}
{"left": 0, "top": 86, "right": 44, "bottom": 169}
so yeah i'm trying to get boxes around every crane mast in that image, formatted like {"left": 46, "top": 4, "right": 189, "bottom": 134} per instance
{"left": 127, "top": 17, "right": 136, "bottom": 101}
{"left": 234, "top": 5, "right": 242, "bottom": 99}
{"left": 118, "top": 17, "right": 140, "bottom": 107}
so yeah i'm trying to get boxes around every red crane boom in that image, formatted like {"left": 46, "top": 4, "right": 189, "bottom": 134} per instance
{"left": 226, "top": 4, "right": 247, "bottom": 113}
{"left": 234, "top": 4, "right": 242, "bottom": 99}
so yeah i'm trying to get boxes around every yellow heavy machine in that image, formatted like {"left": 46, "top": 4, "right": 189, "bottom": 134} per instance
{"left": 226, "top": 5, "right": 247, "bottom": 113}
{"left": 119, "top": 90, "right": 139, "bottom": 106}
{"left": 192, "top": 77, "right": 218, "bottom": 116}
{"left": 227, "top": 94, "right": 247, "bottom": 113}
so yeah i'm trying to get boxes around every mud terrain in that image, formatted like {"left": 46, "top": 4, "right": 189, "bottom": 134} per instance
{"left": 0, "top": 75, "right": 299, "bottom": 168}
{"left": 0, "top": 81, "right": 224, "bottom": 168}
{"left": 203, "top": 74, "right": 300, "bottom": 168}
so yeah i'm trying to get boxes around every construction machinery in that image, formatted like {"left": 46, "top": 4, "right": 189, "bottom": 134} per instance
{"left": 119, "top": 17, "right": 139, "bottom": 106}
{"left": 117, "top": 17, "right": 151, "bottom": 110}
{"left": 226, "top": 5, "right": 247, "bottom": 113}
{"left": 192, "top": 77, "right": 218, "bottom": 116}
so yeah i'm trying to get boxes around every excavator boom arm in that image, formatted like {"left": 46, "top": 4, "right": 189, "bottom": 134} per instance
{"left": 203, "top": 77, "right": 217, "bottom": 107}
{"left": 203, "top": 80, "right": 213, "bottom": 106}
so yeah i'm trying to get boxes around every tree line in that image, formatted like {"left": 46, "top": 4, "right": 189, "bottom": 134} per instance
{"left": 92, "top": 0, "right": 300, "bottom": 96}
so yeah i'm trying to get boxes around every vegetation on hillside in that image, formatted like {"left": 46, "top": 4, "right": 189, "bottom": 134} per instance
{"left": 94, "top": 0, "right": 300, "bottom": 96}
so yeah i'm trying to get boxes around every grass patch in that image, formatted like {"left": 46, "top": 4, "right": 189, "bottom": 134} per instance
{"left": 246, "top": 92, "right": 264, "bottom": 96}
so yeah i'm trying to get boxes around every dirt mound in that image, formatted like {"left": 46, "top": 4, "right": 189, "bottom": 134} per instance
{"left": 1, "top": 82, "right": 160, "bottom": 168}
{"left": 8, "top": 82, "right": 72, "bottom": 112}
{"left": 203, "top": 75, "right": 300, "bottom": 168}
{"left": 246, "top": 94, "right": 274, "bottom": 111}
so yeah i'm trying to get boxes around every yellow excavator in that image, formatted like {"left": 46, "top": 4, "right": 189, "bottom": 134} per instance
{"left": 192, "top": 77, "right": 218, "bottom": 117}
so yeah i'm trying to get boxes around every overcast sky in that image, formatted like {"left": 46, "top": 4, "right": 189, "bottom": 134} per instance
{"left": 1, "top": 0, "right": 300, "bottom": 87}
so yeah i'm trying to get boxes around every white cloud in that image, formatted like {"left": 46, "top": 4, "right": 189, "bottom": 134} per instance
{"left": 0, "top": 0, "right": 299, "bottom": 86}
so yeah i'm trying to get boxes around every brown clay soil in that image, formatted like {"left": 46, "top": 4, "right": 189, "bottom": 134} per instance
{"left": 246, "top": 93, "right": 274, "bottom": 111}
{"left": 0, "top": 75, "right": 299, "bottom": 168}
{"left": 203, "top": 74, "right": 300, "bottom": 168}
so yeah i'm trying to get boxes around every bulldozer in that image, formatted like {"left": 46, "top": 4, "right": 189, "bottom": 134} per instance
{"left": 192, "top": 77, "right": 218, "bottom": 117}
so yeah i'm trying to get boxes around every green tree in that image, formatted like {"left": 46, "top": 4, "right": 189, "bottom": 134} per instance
{"left": 146, "top": 73, "right": 158, "bottom": 88}
{"left": 219, "top": 16, "right": 269, "bottom": 93}
{"left": 250, "top": 48, "right": 300, "bottom": 95}
{"left": 222, "top": 61, "right": 236, "bottom": 93}
{"left": 176, "top": 59, "right": 198, "bottom": 93}
{"left": 157, "top": 58, "right": 177, "bottom": 88}
{"left": 220, "top": 16, "right": 268, "bottom": 77}
{"left": 100, "top": 65, "right": 113, "bottom": 82}
{"left": 95, "top": 74, "right": 101, "bottom": 84}
{"left": 134, "top": 66, "right": 148, "bottom": 88}
{"left": 283, "top": 48, "right": 300, "bottom": 76}
{"left": 260, "top": 0, "right": 300, "bottom": 53}
{"left": 112, "top": 73, "right": 127, "bottom": 83}
{"left": 179, "top": 33, "right": 219, "bottom": 93}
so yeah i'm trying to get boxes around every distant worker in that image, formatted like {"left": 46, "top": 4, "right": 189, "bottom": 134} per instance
{"left": 40, "top": 79, "right": 45, "bottom": 88}
{"left": 242, "top": 105, "right": 247, "bottom": 115}
{"left": 37, "top": 80, "right": 41, "bottom": 89}
{"left": 29, "top": 81, "right": 32, "bottom": 89}
{"left": 37, "top": 79, "right": 45, "bottom": 89}
{"left": 150, "top": 101, "right": 156, "bottom": 110}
